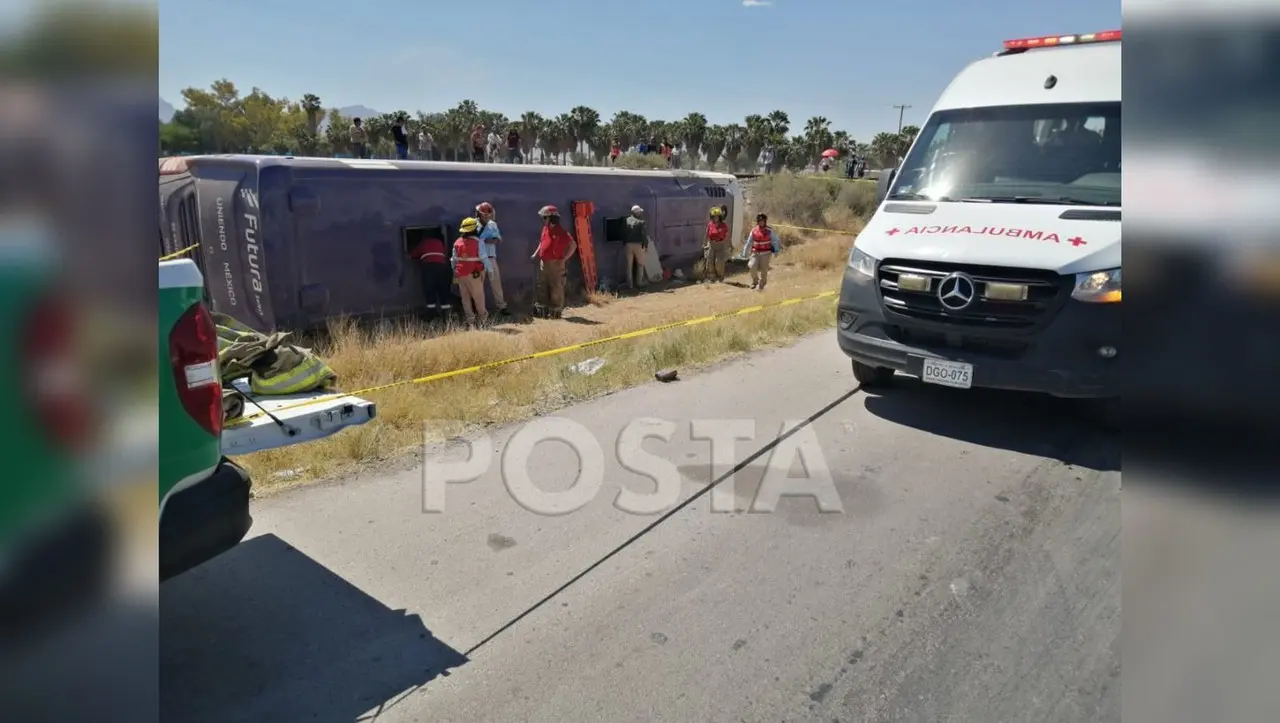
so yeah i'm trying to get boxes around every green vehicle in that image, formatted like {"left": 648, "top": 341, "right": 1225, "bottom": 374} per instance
{"left": 0, "top": 218, "right": 109, "bottom": 637}
{"left": 159, "top": 259, "right": 374, "bottom": 581}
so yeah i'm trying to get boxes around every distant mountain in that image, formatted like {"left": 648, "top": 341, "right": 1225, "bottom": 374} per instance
{"left": 318, "top": 105, "right": 382, "bottom": 132}
{"left": 159, "top": 97, "right": 175, "bottom": 122}
{"left": 336, "top": 105, "right": 381, "bottom": 120}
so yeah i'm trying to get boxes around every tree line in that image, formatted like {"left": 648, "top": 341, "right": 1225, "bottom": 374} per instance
{"left": 160, "top": 79, "right": 922, "bottom": 172}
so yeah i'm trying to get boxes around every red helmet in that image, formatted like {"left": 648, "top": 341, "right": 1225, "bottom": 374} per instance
{"left": 538, "top": 205, "right": 559, "bottom": 217}
{"left": 476, "top": 201, "right": 495, "bottom": 215}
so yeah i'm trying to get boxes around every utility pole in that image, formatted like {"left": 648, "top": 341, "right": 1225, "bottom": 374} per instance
{"left": 892, "top": 104, "right": 912, "bottom": 134}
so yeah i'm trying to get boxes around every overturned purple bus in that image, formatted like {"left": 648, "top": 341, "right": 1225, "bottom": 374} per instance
{"left": 158, "top": 154, "right": 745, "bottom": 331}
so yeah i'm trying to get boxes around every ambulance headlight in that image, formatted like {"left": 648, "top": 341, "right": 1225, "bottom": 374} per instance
{"left": 847, "top": 247, "right": 877, "bottom": 279}
{"left": 1072, "top": 268, "right": 1122, "bottom": 303}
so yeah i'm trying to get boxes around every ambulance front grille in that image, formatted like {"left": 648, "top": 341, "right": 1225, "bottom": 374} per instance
{"left": 876, "top": 259, "right": 1069, "bottom": 330}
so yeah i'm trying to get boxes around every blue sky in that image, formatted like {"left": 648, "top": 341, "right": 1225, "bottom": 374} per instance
{"left": 159, "top": 0, "right": 1120, "bottom": 141}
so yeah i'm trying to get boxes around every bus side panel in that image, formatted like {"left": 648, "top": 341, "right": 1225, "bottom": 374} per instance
{"left": 252, "top": 164, "right": 728, "bottom": 328}
{"left": 257, "top": 165, "right": 304, "bottom": 330}
{"left": 193, "top": 163, "right": 279, "bottom": 331}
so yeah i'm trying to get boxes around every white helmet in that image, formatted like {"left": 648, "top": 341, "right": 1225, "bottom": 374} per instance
{"left": 631, "top": 205, "right": 644, "bottom": 215}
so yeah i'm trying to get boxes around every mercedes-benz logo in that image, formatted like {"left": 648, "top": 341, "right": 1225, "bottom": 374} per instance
{"left": 937, "top": 272, "right": 976, "bottom": 311}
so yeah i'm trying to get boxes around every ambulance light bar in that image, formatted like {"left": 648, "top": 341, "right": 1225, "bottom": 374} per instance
{"left": 1003, "top": 30, "right": 1122, "bottom": 50}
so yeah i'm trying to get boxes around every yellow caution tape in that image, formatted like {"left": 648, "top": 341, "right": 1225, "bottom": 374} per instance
{"left": 159, "top": 243, "right": 201, "bottom": 261}
{"left": 224, "top": 289, "right": 840, "bottom": 428}
{"left": 162, "top": 225, "right": 860, "bottom": 262}
{"left": 772, "top": 223, "right": 862, "bottom": 236}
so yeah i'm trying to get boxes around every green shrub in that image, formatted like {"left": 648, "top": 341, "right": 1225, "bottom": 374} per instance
{"left": 613, "top": 152, "right": 669, "bottom": 170}
{"left": 750, "top": 173, "right": 843, "bottom": 228}
{"left": 836, "top": 181, "right": 878, "bottom": 219}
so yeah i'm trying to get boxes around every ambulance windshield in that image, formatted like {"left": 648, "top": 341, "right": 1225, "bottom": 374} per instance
{"left": 889, "top": 102, "right": 1121, "bottom": 207}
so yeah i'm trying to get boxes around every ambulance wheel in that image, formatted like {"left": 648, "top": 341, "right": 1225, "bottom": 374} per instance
{"left": 852, "top": 360, "right": 894, "bottom": 387}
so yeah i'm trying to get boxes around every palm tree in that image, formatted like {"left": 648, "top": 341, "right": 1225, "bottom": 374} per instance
{"left": 609, "top": 111, "right": 646, "bottom": 150}
{"left": 568, "top": 105, "right": 601, "bottom": 157}
{"left": 681, "top": 112, "right": 708, "bottom": 166}
{"left": 804, "top": 116, "right": 833, "bottom": 166}
{"left": 722, "top": 124, "right": 745, "bottom": 171}
{"left": 440, "top": 106, "right": 472, "bottom": 161}
{"left": 783, "top": 135, "right": 809, "bottom": 172}
{"left": 587, "top": 122, "right": 613, "bottom": 165}
{"left": 743, "top": 114, "right": 770, "bottom": 172}
{"left": 832, "top": 130, "right": 850, "bottom": 154}
{"left": 548, "top": 113, "right": 573, "bottom": 163}
{"left": 519, "top": 111, "right": 543, "bottom": 162}
{"left": 703, "top": 125, "right": 727, "bottom": 170}
{"left": 167, "top": 83, "right": 948, "bottom": 166}
{"left": 870, "top": 131, "right": 902, "bottom": 168}
{"left": 300, "top": 93, "right": 323, "bottom": 134}
{"left": 766, "top": 110, "right": 790, "bottom": 139}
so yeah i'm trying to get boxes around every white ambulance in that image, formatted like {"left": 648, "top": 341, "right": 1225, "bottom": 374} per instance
{"left": 838, "top": 30, "right": 1121, "bottom": 428}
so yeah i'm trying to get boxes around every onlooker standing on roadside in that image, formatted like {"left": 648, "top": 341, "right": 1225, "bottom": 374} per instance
{"left": 470, "top": 124, "right": 486, "bottom": 162}
{"left": 349, "top": 117, "right": 368, "bottom": 158}
{"left": 474, "top": 201, "right": 510, "bottom": 316}
{"left": 530, "top": 205, "right": 577, "bottom": 318}
{"left": 391, "top": 117, "right": 409, "bottom": 160}
{"left": 506, "top": 127, "right": 522, "bottom": 163}
{"left": 487, "top": 129, "right": 502, "bottom": 162}
{"left": 417, "top": 128, "right": 434, "bottom": 160}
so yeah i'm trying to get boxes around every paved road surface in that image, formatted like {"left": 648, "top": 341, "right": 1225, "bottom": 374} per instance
{"left": 161, "top": 331, "right": 1121, "bottom": 723}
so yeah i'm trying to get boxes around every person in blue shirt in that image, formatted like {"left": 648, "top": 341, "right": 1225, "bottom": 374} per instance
{"left": 474, "top": 202, "right": 511, "bottom": 316}
{"left": 741, "top": 213, "right": 782, "bottom": 291}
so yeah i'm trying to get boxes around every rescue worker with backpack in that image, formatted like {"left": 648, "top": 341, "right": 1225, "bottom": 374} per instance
{"left": 452, "top": 217, "right": 488, "bottom": 326}
{"left": 530, "top": 205, "right": 577, "bottom": 318}
{"left": 741, "top": 212, "right": 782, "bottom": 292}
{"left": 623, "top": 205, "right": 651, "bottom": 291}
{"left": 702, "top": 206, "right": 732, "bottom": 283}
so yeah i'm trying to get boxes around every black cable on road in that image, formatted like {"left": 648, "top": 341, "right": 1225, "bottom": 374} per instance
{"left": 463, "top": 385, "right": 864, "bottom": 658}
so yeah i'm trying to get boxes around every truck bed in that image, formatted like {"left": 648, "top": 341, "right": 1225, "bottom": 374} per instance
{"left": 220, "top": 381, "right": 377, "bottom": 456}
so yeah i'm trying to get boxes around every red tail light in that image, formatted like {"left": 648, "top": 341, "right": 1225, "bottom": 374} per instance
{"left": 169, "top": 302, "right": 222, "bottom": 438}
{"left": 22, "top": 294, "right": 92, "bottom": 452}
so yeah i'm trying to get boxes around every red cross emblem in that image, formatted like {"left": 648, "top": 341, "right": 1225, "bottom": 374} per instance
{"left": 1067, "top": 236, "right": 1086, "bottom": 247}
{"left": 886, "top": 228, "right": 900, "bottom": 236}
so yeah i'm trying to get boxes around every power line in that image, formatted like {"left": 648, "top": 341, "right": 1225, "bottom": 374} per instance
{"left": 891, "top": 104, "right": 912, "bottom": 134}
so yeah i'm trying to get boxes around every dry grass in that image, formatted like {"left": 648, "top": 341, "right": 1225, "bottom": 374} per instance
{"left": 239, "top": 172, "right": 866, "bottom": 491}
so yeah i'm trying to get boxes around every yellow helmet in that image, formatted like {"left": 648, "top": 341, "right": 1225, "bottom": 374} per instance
{"left": 459, "top": 217, "right": 481, "bottom": 234}
{"left": 709, "top": 207, "right": 725, "bottom": 217}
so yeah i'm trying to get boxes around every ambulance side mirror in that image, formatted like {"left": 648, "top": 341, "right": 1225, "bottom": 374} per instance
{"left": 875, "top": 168, "right": 897, "bottom": 206}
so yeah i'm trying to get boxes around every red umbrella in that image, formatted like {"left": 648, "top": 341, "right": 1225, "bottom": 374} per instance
{"left": 821, "top": 148, "right": 840, "bottom": 158}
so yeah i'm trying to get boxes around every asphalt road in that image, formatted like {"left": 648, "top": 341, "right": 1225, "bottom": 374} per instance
{"left": 160, "top": 331, "right": 1121, "bottom": 723}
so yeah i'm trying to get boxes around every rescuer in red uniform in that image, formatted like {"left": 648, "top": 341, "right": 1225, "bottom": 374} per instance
{"left": 740, "top": 212, "right": 782, "bottom": 292}
{"left": 702, "top": 206, "right": 732, "bottom": 283}
{"left": 408, "top": 230, "right": 453, "bottom": 321}
{"left": 530, "top": 205, "right": 577, "bottom": 318}
{"left": 452, "top": 217, "right": 488, "bottom": 326}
